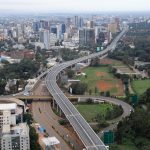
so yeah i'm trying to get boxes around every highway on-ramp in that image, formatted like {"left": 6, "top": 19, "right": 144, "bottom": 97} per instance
{"left": 45, "top": 28, "right": 128, "bottom": 150}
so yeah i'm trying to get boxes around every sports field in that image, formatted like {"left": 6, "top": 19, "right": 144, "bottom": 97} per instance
{"left": 132, "top": 79, "right": 150, "bottom": 95}
{"left": 77, "top": 66, "right": 124, "bottom": 96}
{"left": 75, "top": 103, "right": 113, "bottom": 122}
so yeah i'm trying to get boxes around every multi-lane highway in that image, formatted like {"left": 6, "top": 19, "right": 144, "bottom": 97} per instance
{"left": 45, "top": 27, "right": 128, "bottom": 150}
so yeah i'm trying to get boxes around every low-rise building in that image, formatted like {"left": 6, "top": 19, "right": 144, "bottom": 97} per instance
{"left": 39, "top": 137, "right": 60, "bottom": 150}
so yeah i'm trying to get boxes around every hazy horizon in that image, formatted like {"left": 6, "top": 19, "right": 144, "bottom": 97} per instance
{"left": 0, "top": 0, "right": 150, "bottom": 13}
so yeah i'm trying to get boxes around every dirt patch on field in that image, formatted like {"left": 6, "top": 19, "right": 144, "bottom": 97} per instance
{"left": 101, "top": 58, "right": 113, "bottom": 65}
{"left": 96, "top": 72, "right": 106, "bottom": 77}
{"left": 97, "top": 81, "right": 113, "bottom": 91}
{"left": 97, "top": 80, "right": 124, "bottom": 96}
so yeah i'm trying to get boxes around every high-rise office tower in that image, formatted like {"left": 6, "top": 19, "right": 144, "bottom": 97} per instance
{"left": 66, "top": 18, "right": 71, "bottom": 27}
{"left": 50, "top": 26, "right": 57, "bottom": 34}
{"left": 79, "top": 17, "right": 84, "bottom": 28}
{"left": 39, "top": 29, "right": 50, "bottom": 49}
{"left": 40, "top": 20, "right": 49, "bottom": 29}
{"left": 61, "top": 24, "right": 66, "bottom": 34}
{"left": 74, "top": 16, "right": 79, "bottom": 28}
{"left": 33, "top": 21, "right": 40, "bottom": 32}
{"left": 79, "top": 28, "right": 95, "bottom": 46}
{"left": 86, "top": 21, "right": 94, "bottom": 28}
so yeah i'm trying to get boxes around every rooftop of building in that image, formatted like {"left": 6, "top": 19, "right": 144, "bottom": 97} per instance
{"left": 0, "top": 103, "right": 17, "bottom": 111}
{"left": 2, "top": 123, "right": 29, "bottom": 136}
{"left": 42, "top": 137, "right": 60, "bottom": 146}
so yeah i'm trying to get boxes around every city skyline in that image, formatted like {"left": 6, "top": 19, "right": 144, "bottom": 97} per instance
{"left": 0, "top": 0, "right": 150, "bottom": 13}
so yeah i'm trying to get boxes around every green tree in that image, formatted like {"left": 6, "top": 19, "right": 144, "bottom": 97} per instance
{"left": 71, "top": 82, "right": 88, "bottom": 95}
{"left": 66, "top": 69, "right": 75, "bottom": 78}
{"left": 0, "top": 79, "right": 6, "bottom": 95}
{"left": 89, "top": 89, "right": 92, "bottom": 95}
{"left": 90, "top": 57, "right": 100, "bottom": 67}
{"left": 95, "top": 87, "right": 98, "bottom": 94}
{"left": 30, "top": 126, "right": 41, "bottom": 150}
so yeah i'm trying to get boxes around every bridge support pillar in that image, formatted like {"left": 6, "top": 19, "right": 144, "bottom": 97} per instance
{"left": 78, "top": 97, "right": 80, "bottom": 102}
{"left": 56, "top": 104, "right": 59, "bottom": 113}
{"left": 52, "top": 99, "right": 55, "bottom": 109}
{"left": 59, "top": 109, "right": 62, "bottom": 116}
{"left": 88, "top": 59, "right": 91, "bottom": 65}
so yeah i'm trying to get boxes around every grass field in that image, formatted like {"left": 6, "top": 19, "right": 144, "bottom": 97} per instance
{"left": 75, "top": 103, "right": 113, "bottom": 122}
{"left": 76, "top": 66, "right": 124, "bottom": 96}
{"left": 132, "top": 79, "right": 150, "bottom": 95}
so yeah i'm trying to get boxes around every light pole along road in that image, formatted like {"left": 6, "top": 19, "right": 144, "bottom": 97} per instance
{"left": 45, "top": 27, "right": 128, "bottom": 150}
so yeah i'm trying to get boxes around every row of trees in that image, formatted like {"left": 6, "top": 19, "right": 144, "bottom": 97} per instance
{"left": 23, "top": 113, "right": 41, "bottom": 150}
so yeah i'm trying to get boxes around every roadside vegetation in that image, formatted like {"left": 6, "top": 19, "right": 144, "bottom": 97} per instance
{"left": 23, "top": 113, "right": 41, "bottom": 150}
{"left": 110, "top": 88, "right": 150, "bottom": 150}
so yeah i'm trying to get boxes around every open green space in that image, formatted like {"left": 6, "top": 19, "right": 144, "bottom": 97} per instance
{"left": 75, "top": 103, "right": 113, "bottom": 122}
{"left": 76, "top": 66, "right": 124, "bottom": 96}
{"left": 132, "top": 79, "right": 150, "bottom": 95}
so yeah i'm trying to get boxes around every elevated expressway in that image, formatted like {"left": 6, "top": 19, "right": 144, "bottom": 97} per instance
{"left": 45, "top": 28, "right": 128, "bottom": 150}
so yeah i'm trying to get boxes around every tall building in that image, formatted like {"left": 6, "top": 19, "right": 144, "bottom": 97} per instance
{"left": 1, "top": 123, "right": 30, "bottom": 150}
{"left": 0, "top": 103, "right": 17, "bottom": 129}
{"left": 79, "top": 17, "right": 84, "bottom": 28}
{"left": 56, "top": 24, "right": 62, "bottom": 40}
{"left": 40, "top": 20, "right": 49, "bottom": 29}
{"left": 50, "top": 26, "right": 57, "bottom": 34}
{"left": 50, "top": 33, "right": 57, "bottom": 46}
{"left": 0, "top": 103, "right": 30, "bottom": 150}
{"left": 66, "top": 18, "right": 71, "bottom": 28}
{"left": 33, "top": 21, "right": 40, "bottom": 32}
{"left": 108, "top": 22, "right": 118, "bottom": 34}
{"left": 79, "top": 28, "right": 95, "bottom": 46}
{"left": 39, "top": 29, "right": 50, "bottom": 49}
{"left": 86, "top": 21, "right": 94, "bottom": 28}
{"left": 114, "top": 17, "right": 120, "bottom": 31}
{"left": 61, "top": 24, "right": 66, "bottom": 34}
{"left": 16, "top": 24, "right": 23, "bottom": 38}
{"left": 74, "top": 16, "right": 79, "bottom": 28}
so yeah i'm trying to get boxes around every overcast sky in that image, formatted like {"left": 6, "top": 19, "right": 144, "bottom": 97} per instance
{"left": 0, "top": 0, "right": 150, "bottom": 12}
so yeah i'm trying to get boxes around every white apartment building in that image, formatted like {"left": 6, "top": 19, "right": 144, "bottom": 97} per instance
{"left": 39, "top": 29, "right": 50, "bottom": 49}
{"left": 0, "top": 103, "right": 30, "bottom": 150}
{"left": 50, "top": 33, "right": 57, "bottom": 46}
{"left": 0, "top": 103, "right": 17, "bottom": 129}
{"left": 1, "top": 123, "right": 30, "bottom": 150}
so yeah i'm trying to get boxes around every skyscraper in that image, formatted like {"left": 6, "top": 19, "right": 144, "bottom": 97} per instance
{"left": 39, "top": 29, "right": 50, "bottom": 49}
{"left": 61, "top": 23, "right": 66, "bottom": 34}
{"left": 79, "top": 28, "right": 95, "bottom": 46}
{"left": 33, "top": 21, "right": 40, "bottom": 32}
{"left": 79, "top": 17, "right": 84, "bottom": 28}
{"left": 86, "top": 21, "right": 94, "bottom": 28}
{"left": 74, "top": 16, "right": 79, "bottom": 28}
